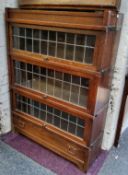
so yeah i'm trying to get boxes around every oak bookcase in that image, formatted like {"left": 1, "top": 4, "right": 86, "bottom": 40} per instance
{"left": 6, "top": 1, "right": 123, "bottom": 171}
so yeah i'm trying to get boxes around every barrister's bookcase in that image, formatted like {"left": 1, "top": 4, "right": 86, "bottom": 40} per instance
{"left": 6, "top": 0, "right": 123, "bottom": 171}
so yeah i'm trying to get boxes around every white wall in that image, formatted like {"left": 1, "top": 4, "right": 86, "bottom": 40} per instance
{"left": 0, "top": 0, "right": 18, "bottom": 134}
{"left": 102, "top": 0, "right": 128, "bottom": 150}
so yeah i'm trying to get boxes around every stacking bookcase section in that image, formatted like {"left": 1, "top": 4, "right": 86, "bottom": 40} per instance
{"left": 6, "top": 7, "right": 123, "bottom": 172}
{"left": 7, "top": 9, "right": 119, "bottom": 71}
{"left": 11, "top": 57, "right": 111, "bottom": 115}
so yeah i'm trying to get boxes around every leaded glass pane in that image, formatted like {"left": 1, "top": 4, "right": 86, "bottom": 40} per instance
{"left": 12, "top": 26, "right": 96, "bottom": 64}
{"left": 16, "top": 94, "right": 85, "bottom": 138}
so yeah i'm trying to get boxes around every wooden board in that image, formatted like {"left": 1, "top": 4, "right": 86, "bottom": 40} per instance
{"left": 19, "top": 0, "right": 121, "bottom": 9}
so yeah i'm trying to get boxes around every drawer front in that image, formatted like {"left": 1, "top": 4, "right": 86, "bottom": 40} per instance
{"left": 13, "top": 115, "right": 88, "bottom": 168}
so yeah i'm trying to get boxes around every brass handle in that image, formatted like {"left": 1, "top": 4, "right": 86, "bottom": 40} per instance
{"left": 43, "top": 95, "right": 48, "bottom": 99}
{"left": 18, "top": 121, "right": 25, "bottom": 128}
{"left": 68, "top": 145, "right": 77, "bottom": 155}
{"left": 42, "top": 123, "right": 47, "bottom": 129}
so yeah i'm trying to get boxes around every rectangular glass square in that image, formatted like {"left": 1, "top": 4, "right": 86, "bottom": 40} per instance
{"left": 49, "top": 31, "right": 56, "bottom": 41}
{"left": 72, "top": 75, "right": 80, "bottom": 85}
{"left": 15, "top": 69, "right": 21, "bottom": 84}
{"left": 21, "top": 70, "right": 26, "bottom": 86}
{"left": 75, "top": 46, "right": 84, "bottom": 62}
{"left": 41, "top": 68, "right": 46, "bottom": 76}
{"left": 34, "top": 101, "right": 39, "bottom": 108}
{"left": 26, "top": 28, "right": 32, "bottom": 38}
{"left": 54, "top": 116, "right": 60, "bottom": 128}
{"left": 64, "top": 73, "right": 71, "bottom": 83}
{"left": 70, "top": 85, "right": 79, "bottom": 105}
{"left": 76, "top": 34, "right": 85, "bottom": 45}
{"left": 47, "top": 78, "right": 54, "bottom": 96}
{"left": 67, "top": 33, "right": 75, "bottom": 44}
{"left": 57, "top": 43, "right": 64, "bottom": 58}
{"left": 15, "top": 61, "right": 20, "bottom": 69}
{"left": 34, "top": 107, "right": 39, "bottom": 118}
{"left": 48, "top": 42, "right": 56, "bottom": 56}
{"left": 68, "top": 123, "right": 76, "bottom": 135}
{"left": 28, "top": 107, "right": 34, "bottom": 116}
{"left": 54, "top": 80, "right": 62, "bottom": 98}
{"left": 13, "top": 36, "right": 19, "bottom": 49}
{"left": 32, "top": 74, "right": 40, "bottom": 91}
{"left": 27, "top": 64, "right": 32, "bottom": 72}
{"left": 40, "top": 110, "right": 46, "bottom": 121}
{"left": 16, "top": 97, "right": 22, "bottom": 110}
{"left": 41, "top": 30, "right": 48, "bottom": 40}
{"left": 79, "top": 87, "right": 88, "bottom": 107}
{"left": 22, "top": 102, "right": 27, "bottom": 113}
{"left": 27, "top": 104, "right": 31, "bottom": 115}
{"left": 62, "top": 112, "right": 68, "bottom": 120}
{"left": 81, "top": 78, "right": 89, "bottom": 87}
{"left": 69, "top": 115, "right": 77, "bottom": 123}
{"left": 26, "top": 39, "right": 32, "bottom": 52}
{"left": 41, "top": 104, "right": 46, "bottom": 111}
{"left": 46, "top": 113, "right": 53, "bottom": 124}
{"left": 41, "top": 41, "right": 47, "bottom": 55}
{"left": 20, "top": 62, "right": 26, "bottom": 70}
{"left": 19, "top": 28, "right": 25, "bottom": 37}
{"left": 66, "top": 45, "right": 74, "bottom": 60}
{"left": 61, "top": 119, "right": 68, "bottom": 131}
{"left": 33, "top": 65, "right": 40, "bottom": 74}
{"left": 47, "top": 106, "right": 53, "bottom": 113}
{"left": 63, "top": 82, "right": 70, "bottom": 101}
{"left": 55, "top": 71, "right": 63, "bottom": 80}
{"left": 54, "top": 109, "right": 61, "bottom": 116}
{"left": 33, "top": 29, "right": 40, "bottom": 39}
{"left": 87, "top": 36, "right": 96, "bottom": 47}
{"left": 27, "top": 72, "right": 32, "bottom": 88}
{"left": 19, "top": 38, "right": 25, "bottom": 50}
{"left": 13, "top": 26, "right": 19, "bottom": 35}
{"left": 40, "top": 76, "right": 46, "bottom": 93}
{"left": 33, "top": 40, "right": 40, "bottom": 53}
{"left": 77, "top": 127, "right": 84, "bottom": 138}
{"left": 57, "top": 32, "right": 65, "bottom": 42}
{"left": 78, "top": 118, "right": 85, "bottom": 127}
{"left": 85, "top": 48, "right": 94, "bottom": 64}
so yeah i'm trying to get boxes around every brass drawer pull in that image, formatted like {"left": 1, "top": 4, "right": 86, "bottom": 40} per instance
{"left": 43, "top": 95, "right": 48, "bottom": 99}
{"left": 18, "top": 120, "right": 25, "bottom": 128}
{"left": 68, "top": 145, "right": 77, "bottom": 155}
{"left": 42, "top": 123, "right": 47, "bottom": 129}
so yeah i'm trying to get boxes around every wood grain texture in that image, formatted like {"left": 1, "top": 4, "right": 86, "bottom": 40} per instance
{"left": 19, "top": 0, "right": 121, "bottom": 9}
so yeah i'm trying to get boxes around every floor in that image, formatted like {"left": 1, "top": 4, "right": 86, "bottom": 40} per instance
{"left": 1, "top": 132, "right": 107, "bottom": 175}
{"left": 0, "top": 128, "right": 128, "bottom": 175}
{"left": 98, "top": 128, "right": 128, "bottom": 175}
{"left": 0, "top": 141, "right": 56, "bottom": 175}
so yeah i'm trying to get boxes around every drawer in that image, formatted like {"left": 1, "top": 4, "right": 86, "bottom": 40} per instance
{"left": 13, "top": 115, "right": 88, "bottom": 170}
{"left": 13, "top": 114, "right": 102, "bottom": 171}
